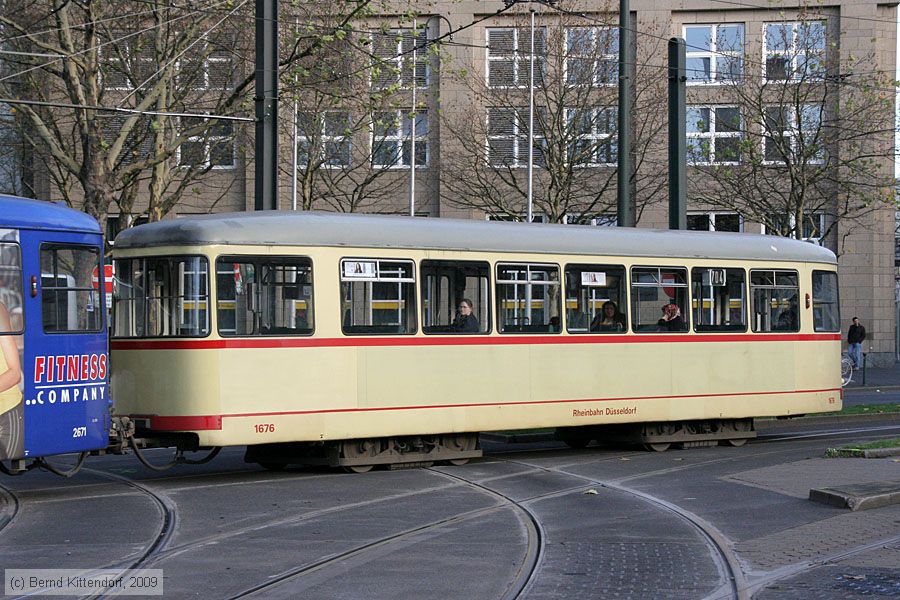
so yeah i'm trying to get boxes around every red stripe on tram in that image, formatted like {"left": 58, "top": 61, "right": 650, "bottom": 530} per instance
{"left": 143, "top": 387, "right": 843, "bottom": 431}
{"left": 111, "top": 332, "right": 841, "bottom": 351}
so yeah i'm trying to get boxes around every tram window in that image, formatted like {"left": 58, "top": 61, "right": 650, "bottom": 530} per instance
{"left": 812, "top": 271, "right": 840, "bottom": 332}
{"left": 216, "top": 257, "right": 313, "bottom": 336}
{"left": 340, "top": 259, "right": 416, "bottom": 335}
{"left": 630, "top": 267, "right": 689, "bottom": 333}
{"left": 564, "top": 264, "right": 626, "bottom": 333}
{"left": 112, "top": 256, "right": 209, "bottom": 338}
{"left": 40, "top": 244, "right": 102, "bottom": 333}
{"left": 691, "top": 268, "right": 747, "bottom": 332}
{"left": 496, "top": 263, "right": 561, "bottom": 333}
{"left": 750, "top": 269, "right": 799, "bottom": 332}
{"left": 0, "top": 241, "right": 24, "bottom": 335}
{"left": 421, "top": 260, "right": 490, "bottom": 334}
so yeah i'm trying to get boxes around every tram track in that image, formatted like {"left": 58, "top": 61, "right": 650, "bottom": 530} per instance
{"left": 500, "top": 457, "right": 746, "bottom": 600}
{"left": 0, "top": 482, "right": 19, "bottom": 537}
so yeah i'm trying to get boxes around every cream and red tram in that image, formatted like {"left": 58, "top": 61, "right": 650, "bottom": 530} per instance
{"left": 109, "top": 212, "right": 842, "bottom": 470}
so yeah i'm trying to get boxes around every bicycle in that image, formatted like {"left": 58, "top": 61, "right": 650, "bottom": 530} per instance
{"left": 841, "top": 352, "right": 854, "bottom": 387}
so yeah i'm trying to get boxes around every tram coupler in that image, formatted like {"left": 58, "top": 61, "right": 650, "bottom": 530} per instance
{"left": 106, "top": 416, "right": 136, "bottom": 455}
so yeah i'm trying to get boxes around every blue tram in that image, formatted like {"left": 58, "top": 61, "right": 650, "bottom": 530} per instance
{"left": 0, "top": 195, "right": 109, "bottom": 473}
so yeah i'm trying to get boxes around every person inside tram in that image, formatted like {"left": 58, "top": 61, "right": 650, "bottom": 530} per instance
{"left": 776, "top": 295, "right": 799, "bottom": 331}
{"left": 590, "top": 301, "right": 626, "bottom": 332}
{"left": 657, "top": 302, "right": 685, "bottom": 331}
{"left": 451, "top": 298, "right": 480, "bottom": 333}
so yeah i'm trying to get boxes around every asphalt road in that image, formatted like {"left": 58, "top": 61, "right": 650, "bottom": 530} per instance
{"left": 0, "top": 417, "right": 898, "bottom": 600}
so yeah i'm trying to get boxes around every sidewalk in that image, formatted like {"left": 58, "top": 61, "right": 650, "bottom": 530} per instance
{"left": 844, "top": 361, "right": 900, "bottom": 392}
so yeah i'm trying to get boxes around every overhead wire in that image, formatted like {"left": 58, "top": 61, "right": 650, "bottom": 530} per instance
{"left": 0, "top": 0, "right": 239, "bottom": 85}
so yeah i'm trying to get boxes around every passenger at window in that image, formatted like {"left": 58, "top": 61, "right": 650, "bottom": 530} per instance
{"left": 590, "top": 301, "right": 626, "bottom": 332}
{"left": 451, "top": 298, "right": 480, "bottom": 333}
{"left": 776, "top": 295, "right": 799, "bottom": 331}
{"left": 657, "top": 303, "right": 685, "bottom": 331}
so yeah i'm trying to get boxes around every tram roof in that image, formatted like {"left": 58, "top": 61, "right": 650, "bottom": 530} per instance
{"left": 114, "top": 210, "right": 837, "bottom": 264}
{"left": 0, "top": 195, "right": 100, "bottom": 234}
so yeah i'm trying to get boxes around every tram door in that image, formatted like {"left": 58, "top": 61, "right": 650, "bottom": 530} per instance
{"left": 14, "top": 227, "right": 109, "bottom": 459}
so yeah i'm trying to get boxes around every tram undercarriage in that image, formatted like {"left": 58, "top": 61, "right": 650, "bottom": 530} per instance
{"left": 556, "top": 418, "right": 757, "bottom": 452}
{"left": 244, "top": 433, "right": 482, "bottom": 473}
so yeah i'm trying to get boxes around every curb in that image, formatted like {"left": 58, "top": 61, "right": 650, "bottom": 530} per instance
{"left": 825, "top": 446, "right": 900, "bottom": 459}
{"left": 844, "top": 385, "right": 900, "bottom": 393}
{"left": 810, "top": 482, "right": 900, "bottom": 511}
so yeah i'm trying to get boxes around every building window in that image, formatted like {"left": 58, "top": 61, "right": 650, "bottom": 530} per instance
{"left": 684, "top": 24, "right": 744, "bottom": 83}
{"left": 764, "top": 213, "right": 825, "bottom": 243}
{"left": 181, "top": 43, "right": 234, "bottom": 90}
{"left": 487, "top": 107, "right": 545, "bottom": 168}
{"left": 100, "top": 115, "right": 154, "bottom": 167}
{"left": 372, "top": 110, "right": 428, "bottom": 168}
{"left": 487, "top": 27, "right": 546, "bottom": 88}
{"left": 486, "top": 213, "right": 548, "bottom": 223}
{"left": 591, "top": 215, "right": 618, "bottom": 227}
{"left": 178, "top": 118, "right": 235, "bottom": 169}
{"left": 687, "top": 212, "right": 742, "bottom": 232}
{"left": 763, "top": 104, "right": 824, "bottom": 164}
{"left": 567, "top": 107, "right": 617, "bottom": 166}
{"left": 297, "top": 111, "right": 351, "bottom": 168}
{"left": 100, "top": 34, "right": 155, "bottom": 91}
{"left": 686, "top": 106, "right": 742, "bottom": 164}
{"left": 764, "top": 21, "right": 825, "bottom": 81}
{"left": 372, "top": 28, "right": 429, "bottom": 90}
{"left": 565, "top": 27, "right": 618, "bottom": 86}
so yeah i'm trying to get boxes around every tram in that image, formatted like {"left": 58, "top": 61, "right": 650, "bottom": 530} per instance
{"left": 109, "top": 211, "right": 842, "bottom": 471}
{"left": 0, "top": 195, "right": 109, "bottom": 474}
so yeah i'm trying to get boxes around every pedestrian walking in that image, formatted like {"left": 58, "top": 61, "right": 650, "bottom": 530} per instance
{"left": 847, "top": 317, "right": 866, "bottom": 370}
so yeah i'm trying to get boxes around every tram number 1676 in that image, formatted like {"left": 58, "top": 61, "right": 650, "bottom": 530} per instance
{"left": 254, "top": 423, "right": 276, "bottom": 434}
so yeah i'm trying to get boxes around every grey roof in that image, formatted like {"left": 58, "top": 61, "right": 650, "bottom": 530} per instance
{"left": 113, "top": 211, "right": 837, "bottom": 264}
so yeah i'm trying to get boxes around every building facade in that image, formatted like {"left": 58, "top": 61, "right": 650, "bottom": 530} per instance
{"left": 4, "top": 0, "right": 898, "bottom": 363}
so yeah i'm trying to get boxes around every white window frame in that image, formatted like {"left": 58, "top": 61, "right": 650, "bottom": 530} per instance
{"left": 686, "top": 211, "right": 743, "bottom": 232}
{"left": 762, "top": 104, "right": 824, "bottom": 165}
{"left": 297, "top": 110, "right": 351, "bottom": 169}
{"left": 762, "top": 213, "right": 825, "bottom": 243}
{"left": 486, "top": 107, "right": 545, "bottom": 169}
{"left": 486, "top": 27, "right": 546, "bottom": 89}
{"left": 486, "top": 213, "right": 548, "bottom": 223}
{"left": 564, "top": 27, "right": 618, "bottom": 87}
{"left": 177, "top": 118, "right": 236, "bottom": 170}
{"left": 566, "top": 107, "right": 617, "bottom": 167}
{"left": 686, "top": 105, "right": 742, "bottom": 165}
{"left": 371, "top": 109, "right": 428, "bottom": 169}
{"left": 683, "top": 23, "right": 744, "bottom": 85}
{"left": 763, "top": 21, "right": 826, "bottom": 81}
{"left": 371, "top": 28, "right": 430, "bottom": 90}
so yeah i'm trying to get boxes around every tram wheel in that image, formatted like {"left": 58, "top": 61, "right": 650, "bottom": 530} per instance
{"left": 725, "top": 438, "right": 748, "bottom": 447}
{"left": 644, "top": 442, "right": 671, "bottom": 452}
{"left": 441, "top": 433, "right": 477, "bottom": 465}
{"left": 343, "top": 464, "right": 374, "bottom": 474}
{"left": 340, "top": 439, "right": 378, "bottom": 473}
{"left": 258, "top": 462, "right": 288, "bottom": 472}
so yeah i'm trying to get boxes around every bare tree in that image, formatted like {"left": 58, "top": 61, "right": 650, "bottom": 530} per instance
{"left": 0, "top": 0, "right": 399, "bottom": 237}
{"left": 279, "top": 21, "right": 435, "bottom": 213}
{"left": 439, "top": 4, "right": 668, "bottom": 224}
{"left": 684, "top": 9, "right": 897, "bottom": 248}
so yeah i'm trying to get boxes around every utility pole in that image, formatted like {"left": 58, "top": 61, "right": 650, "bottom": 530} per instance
{"left": 668, "top": 37, "right": 686, "bottom": 230}
{"left": 616, "top": 0, "right": 634, "bottom": 227}
{"left": 255, "top": 0, "right": 278, "bottom": 210}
